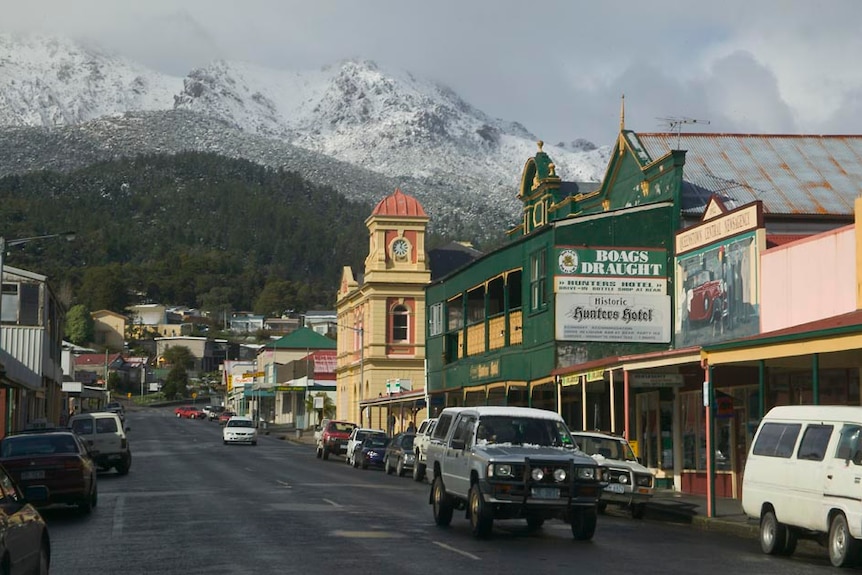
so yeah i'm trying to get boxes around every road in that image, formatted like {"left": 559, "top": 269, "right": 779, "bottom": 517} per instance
{"left": 42, "top": 407, "right": 835, "bottom": 575}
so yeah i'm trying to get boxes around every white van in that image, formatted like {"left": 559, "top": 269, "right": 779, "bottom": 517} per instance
{"left": 742, "top": 405, "right": 862, "bottom": 567}
{"left": 69, "top": 411, "right": 132, "bottom": 475}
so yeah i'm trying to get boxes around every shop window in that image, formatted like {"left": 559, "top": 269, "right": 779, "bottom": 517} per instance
{"left": 530, "top": 250, "right": 547, "bottom": 311}
{"left": 391, "top": 305, "right": 408, "bottom": 342}
{"left": 447, "top": 295, "right": 463, "bottom": 331}
{"left": 466, "top": 286, "right": 484, "bottom": 325}
{"left": 508, "top": 269, "right": 523, "bottom": 311}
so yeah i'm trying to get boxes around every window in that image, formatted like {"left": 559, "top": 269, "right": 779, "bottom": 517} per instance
{"left": 447, "top": 295, "right": 463, "bottom": 331}
{"left": 391, "top": 305, "right": 408, "bottom": 342}
{"left": 836, "top": 425, "right": 862, "bottom": 462}
{"left": 429, "top": 303, "right": 444, "bottom": 337}
{"left": 451, "top": 415, "right": 476, "bottom": 448}
{"left": 19, "top": 283, "right": 39, "bottom": 326}
{"left": 466, "top": 286, "right": 484, "bottom": 325}
{"left": 530, "top": 250, "right": 547, "bottom": 311}
{"left": 488, "top": 276, "right": 504, "bottom": 316}
{"left": 433, "top": 414, "right": 454, "bottom": 440}
{"left": 797, "top": 424, "right": 833, "bottom": 461}
{"left": 1, "top": 283, "right": 17, "bottom": 323}
{"left": 96, "top": 418, "right": 119, "bottom": 434}
{"left": 752, "top": 422, "right": 802, "bottom": 458}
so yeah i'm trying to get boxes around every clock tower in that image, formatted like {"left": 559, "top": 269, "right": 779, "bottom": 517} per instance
{"left": 335, "top": 188, "right": 430, "bottom": 426}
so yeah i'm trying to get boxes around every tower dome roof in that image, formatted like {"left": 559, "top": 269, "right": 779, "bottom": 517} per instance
{"left": 371, "top": 188, "right": 427, "bottom": 217}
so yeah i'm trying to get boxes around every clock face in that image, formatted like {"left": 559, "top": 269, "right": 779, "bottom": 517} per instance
{"left": 392, "top": 238, "right": 409, "bottom": 258}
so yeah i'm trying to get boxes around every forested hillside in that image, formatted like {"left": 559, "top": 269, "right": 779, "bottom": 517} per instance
{"left": 0, "top": 152, "right": 375, "bottom": 316}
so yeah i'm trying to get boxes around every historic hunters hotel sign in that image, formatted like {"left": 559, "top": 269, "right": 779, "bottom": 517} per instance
{"left": 554, "top": 247, "right": 671, "bottom": 343}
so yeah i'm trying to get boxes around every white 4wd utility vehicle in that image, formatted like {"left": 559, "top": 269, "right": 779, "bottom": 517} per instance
{"left": 411, "top": 417, "right": 437, "bottom": 482}
{"left": 570, "top": 431, "right": 654, "bottom": 519}
{"left": 69, "top": 411, "right": 132, "bottom": 475}
{"left": 424, "top": 406, "right": 603, "bottom": 539}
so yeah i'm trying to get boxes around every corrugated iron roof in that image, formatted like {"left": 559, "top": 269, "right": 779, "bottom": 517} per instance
{"left": 637, "top": 133, "right": 862, "bottom": 217}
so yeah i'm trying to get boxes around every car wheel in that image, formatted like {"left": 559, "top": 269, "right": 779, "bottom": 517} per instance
{"left": 352, "top": 455, "right": 360, "bottom": 469}
{"left": 37, "top": 538, "right": 50, "bottom": 575}
{"left": 79, "top": 484, "right": 97, "bottom": 514}
{"left": 396, "top": 457, "right": 405, "bottom": 477}
{"left": 469, "top": 484, "right": 493, "bottom": 538}
{"left": 315, "top": 446, "right": 322, "bottom": 459}
{"left": 782, "top": 528, "right": 798, "bottom": 557}
{"left": 413, "top": 461, "right": 425, "bottom": 482}
{"left": 385, "top": 457, "right": 394, "bottom": 475}
{"left": 760, "top": 510, "right": 787, "bottom": 555}
{"left": 570, "top": 507, "right": 597, "bottom": 540}
{"left": 829, "top": 513, "right": 859, "bottom": 567}
{"left": 631, "top": 503, "right": 645, "bottom": 520}
{"left": 116, "top": 453, "right": 131, "bottom": 475}
{"left": 526, "top": 514, "right": 545, "bottom": 530}
{"left": 322, "top": 447, "right": 329, "bottom": 460}
{"left": 432, "top": 476, "right": 454, "bottom": 527}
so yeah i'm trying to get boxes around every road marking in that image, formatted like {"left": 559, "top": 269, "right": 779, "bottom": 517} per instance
{"left": 244, "top": 467, "right": 255, "bottom": 472}
{"left": 322, "top": 498, "right": 342, "bottom": 507}
{"left": 276, "top": 480, "right": 292, "bottom": 488}
{"left": 112, "top": 495, "right": 125, "bottom": 538}
{"left": 432, "top": 541, "right": 481, "bottom": 561}
{"left": 330, "top": 530, "right": 405, "bottom": 539}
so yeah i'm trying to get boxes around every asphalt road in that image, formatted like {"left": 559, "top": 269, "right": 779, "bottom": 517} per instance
{"left": 41, "top": 407, "right": 837, "bottom": 575}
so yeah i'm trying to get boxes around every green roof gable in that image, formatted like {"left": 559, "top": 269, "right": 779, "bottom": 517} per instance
{"left": 265, "top": 327, "right": 336, "bottom": 350}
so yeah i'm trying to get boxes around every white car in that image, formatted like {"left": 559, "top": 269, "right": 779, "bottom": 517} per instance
{"left": 222, "top": 416, "right": 258, "bottom": 446}
{"left": 570, "top": 430, "right": 654, "bottom": 519}
{"left": 345, "top": 427, "right": 387, "bottom": 467}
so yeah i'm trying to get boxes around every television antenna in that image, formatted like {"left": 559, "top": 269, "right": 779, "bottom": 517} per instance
{"left": 657, "top": 116, "right": 711, "bottom": 149}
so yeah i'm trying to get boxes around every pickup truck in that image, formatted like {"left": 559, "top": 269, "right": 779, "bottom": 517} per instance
{"left": 425, "top": 406, "right": 603, "bottom": 539}
{"left": 315, "top": 419, "right": 357, "bottom": 460}
{"left": 411, "top": 417, "right": 438, "bottom": 482}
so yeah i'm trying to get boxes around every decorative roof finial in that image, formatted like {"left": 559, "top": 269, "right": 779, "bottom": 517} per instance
{"left": 620, "top": 94, "right": 625, "bottom": 131}
{"left": 537, "top": 140, "right": 544, "bottom": 153}
{"left": 549, "top": 163, "right": 556, "bottom": 177}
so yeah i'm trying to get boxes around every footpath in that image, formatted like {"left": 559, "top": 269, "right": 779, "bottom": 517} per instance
{"left": 262, "top": 423, "right": 759, "bottom": 539}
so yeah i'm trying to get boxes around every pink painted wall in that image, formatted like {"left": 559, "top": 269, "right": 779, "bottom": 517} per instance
{"left": 760, "top": 225, "right": 856, "bottom": 333}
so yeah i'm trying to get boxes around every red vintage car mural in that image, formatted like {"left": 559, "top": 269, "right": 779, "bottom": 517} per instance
{"left": 686, "top": 269, "right": 727, "bottom": 323}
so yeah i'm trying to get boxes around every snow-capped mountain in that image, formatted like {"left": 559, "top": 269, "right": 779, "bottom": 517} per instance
{"left": 0, "top": 33, "right": 610, "bottom": 238}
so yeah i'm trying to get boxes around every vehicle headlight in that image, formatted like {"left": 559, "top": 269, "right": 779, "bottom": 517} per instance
{"left": 636, "top": 474, "right": 653, "bottom": 487}
{"left": 619, "top": 475, "right": 629, "bottom": 484}
{"left": 405, "top": 454, "right": 415, "bottom": 462}
{"left": 576, "top": 467, "right": 597, "bottom": 480}
{"left": 553, "top": 469, "right": 567, "bottom": 482}
{"left": 369, "top": 451, "right": 379, "bottom": 457}
{"left": 488, "top": 463, "right": 513, "bottom": 477}
{"left": 531, "top": 468, "right": 544, "bottom": 481}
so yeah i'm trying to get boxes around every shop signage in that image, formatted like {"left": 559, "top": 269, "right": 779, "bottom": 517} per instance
{"left": 675, "top": 202, "right": 762, "bottom": 255}
{"left": 276, "top": 386, "right": 305, "bottom": 392}
{"left": 555, "top": 247, "right": 667, "bottom": 293}
{"left": 555, "top": 293, "right": 671, "bottom": 343}
{"left": 630, "top": 373, "right": 684, "bottom": 388}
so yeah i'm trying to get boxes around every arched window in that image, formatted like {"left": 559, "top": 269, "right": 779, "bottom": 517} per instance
{"left": 391, "top": 304, "right": 409, "bottom": 342}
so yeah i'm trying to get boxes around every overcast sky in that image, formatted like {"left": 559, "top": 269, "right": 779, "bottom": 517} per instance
{"left": 3, "top": 0, "right": 861, "bottom": 147}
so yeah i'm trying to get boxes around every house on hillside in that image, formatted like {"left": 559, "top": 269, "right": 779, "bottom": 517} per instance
{"left": 91, "top": 309, "right": 127, "bottom": 351}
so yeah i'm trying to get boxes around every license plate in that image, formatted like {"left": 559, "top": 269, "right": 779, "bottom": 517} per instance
{"left": 21, "top": 470, "right": 45, "bottom": 480}
{"left": 531, "top": 487, "right": 560, "bottom": 499}
{"left": 605, "top": 483, "right": 626, "bottom": 494}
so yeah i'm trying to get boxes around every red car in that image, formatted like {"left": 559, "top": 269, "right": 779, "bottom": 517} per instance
{"left": 0, "top": 430, "right": 98, "bottom": 513}
{"left": 175, "top": 406, "right": 206, "bottom": 419}
{"left": 686, "top": 269, "right": 726, "bottom": 323}
{"left": 316, "top": 420, "right": 357, "bottom": 460}
{"left": 218, "top": 411, "right": 237, "bottom": 425}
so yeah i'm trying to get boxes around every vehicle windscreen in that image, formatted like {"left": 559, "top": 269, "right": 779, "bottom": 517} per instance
{"left": 401, "top": 435, "right": 415, "bottom": 449}
{"left": 227, "top": 420, "right": 254, "bottom": 428}
{"left": 575, "top": 436, "right": 637, "bottom": 461}
{"left": 365, "top": 437, "right": 389, "bottom": 448}
{"left": 330, "top": 422, "right": 356, "bottom": 433}
{"left": 475, "top": 416, "right": 574, "bottom": 448}
{"left": 1, "top": 435, "right": 79, "bottom": 457}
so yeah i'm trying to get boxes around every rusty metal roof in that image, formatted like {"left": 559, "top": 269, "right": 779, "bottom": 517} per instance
{"left": 637, "top": 133, "right": 862, "bottom": 217}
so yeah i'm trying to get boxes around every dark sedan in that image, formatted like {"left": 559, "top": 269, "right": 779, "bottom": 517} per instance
{"left": 0, "top": 430, "right": 98, "bottom": 514}
{"left": 357, "top": 435, "right": 390, "bottom": 470}
{"left": 0, "top": 463, "right": 50, "bottom": 573}
{"left": 384, "top": 432, "right": 415, "bottom": 476}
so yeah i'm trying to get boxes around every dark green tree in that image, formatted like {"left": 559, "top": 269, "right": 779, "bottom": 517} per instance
{"left": 162, "top": 345, "right": 194, "bottom": 369}
{"left": 65, "top": 303, "right": 95, "bottom": 346}
{"left": 305, "top": 392, "right": 336, "bottom": 424}
{"left": 107, "top": 371, "right": 123, "bottom": 394}
{"left": 77, "top": 265, "right": 129, "bottom": 313}
{"left": 162, "top": 365, "right": 189, "bottom": 399}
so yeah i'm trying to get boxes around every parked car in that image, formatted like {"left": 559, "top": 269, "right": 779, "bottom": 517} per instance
{"left": 345, "top": 427, "right": 387, "bottom": 467}
{"left": 316, "top": 420, "right": 357, "bottom": 460}
{"left": 412, "top": 417, "right": 438, "bottom": 481}
{"left": 384, "top": 432, "right": 416, "bottom": 476}
{"left": 0, "top": 429, "right": 98, "bottom": 514}
{"left": 0, "top": 462, "right": 50, "bottom": 573}
{"left": 742, "top": 405, "right": 862, "bottom": 567}
{"left": 178, "top": 406, "right": 206, "bottom": 420}
{"left": 105, "top": 401, "right": 125, "bottom": 421}
{"left": 570, "top": 430, "right": 653, "bottom": 518}
{"left": 223, "top": 416, "right": 258, "bottom": 446}
{"left": 69, "top": 411, "right": 132, "bottom": 475}
{"left": 174, "top": 405, "right": 192, "bottom": 417}
{"left": 206, "top": 405, "right": 226, "bottom": 421}
{"left": 218, "top": 410, "right": 236, "bottom": 425}
{"left": 356, "top": 435, "right": 390, "bottom": 470}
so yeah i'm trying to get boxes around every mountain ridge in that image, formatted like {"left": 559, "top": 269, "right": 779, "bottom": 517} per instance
{"left": 0, "top": 33, "right": 610, "bottom": 241}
